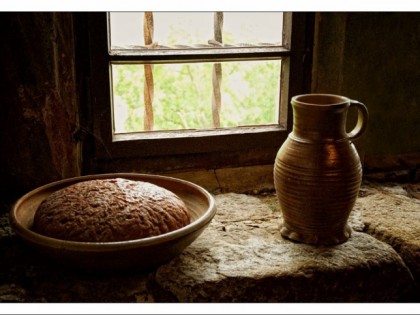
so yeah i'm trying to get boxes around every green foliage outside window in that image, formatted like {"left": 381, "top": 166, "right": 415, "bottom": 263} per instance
{"left": 112, "top": 60, "right": 281, "bottom": 133}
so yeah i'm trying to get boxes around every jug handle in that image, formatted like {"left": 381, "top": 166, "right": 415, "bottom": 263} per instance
{"left": 347, "top": 100, "right": 369, "bottom": 141}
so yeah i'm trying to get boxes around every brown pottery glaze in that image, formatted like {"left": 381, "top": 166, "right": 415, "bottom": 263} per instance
{"left": 274, "top": 94, "right": 368, "bottom": 245}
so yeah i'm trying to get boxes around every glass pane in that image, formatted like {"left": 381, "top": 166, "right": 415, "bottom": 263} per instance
{"left": 111, "top": 60, "right": 281, "bottom": 133}
{"left": 109, "top": 12, "right": 144, "bottom": 49}
{"left": 109, "top": 12, "right": 283, "bottom": 49}
{"left": 223, "top": 13, "right": 283, "bottom": 45}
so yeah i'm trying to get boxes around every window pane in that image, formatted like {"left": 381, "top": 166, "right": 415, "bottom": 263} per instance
{"left": 111, "top": 60, "right": 281, "bottom": 133}
{"left": 109, "top": 12, "right": 283, "bottom": 49}
{"left": 223, "top": 13, "right": 283, "bottom": 45}
{"left": 109, "top": 12, "right": 144, "bottom": 49}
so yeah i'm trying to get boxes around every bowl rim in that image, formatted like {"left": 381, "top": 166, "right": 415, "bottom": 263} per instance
{"left": 9, "top": 173, "right": 216, "bottom": 252}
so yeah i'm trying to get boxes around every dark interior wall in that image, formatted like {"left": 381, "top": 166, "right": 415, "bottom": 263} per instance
{"left": 0, "top": 13, "right": 81, "bottom": 201}
{"left": 312, "top": 13, "right": 420, "bottom": 162}
{"left": 1, "top": 12, "right": 419, "bottom": 203}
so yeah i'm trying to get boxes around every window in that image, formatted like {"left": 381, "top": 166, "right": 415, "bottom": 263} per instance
{"left": 83, "top": 13, "right": 313, "bottom": 173}
{"left": 109, "top": 12, "right": 283, "bottom": 134}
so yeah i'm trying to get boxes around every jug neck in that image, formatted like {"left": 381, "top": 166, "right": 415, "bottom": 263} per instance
{"left": 291, "top": 102, "right": 350, "bottom": 142}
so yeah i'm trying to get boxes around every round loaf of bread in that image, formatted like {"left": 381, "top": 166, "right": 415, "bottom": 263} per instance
{"left": 33, "top": 178, "right": 190, "bottom": 242}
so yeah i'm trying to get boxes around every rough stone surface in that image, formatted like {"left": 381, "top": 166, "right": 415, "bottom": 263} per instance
{"left": 1, "top": 182, "right": 418, "bottom": 302}
{"left": 356, "top": 182, "right": 420, "bottom": 285}
{"left": 0, "top": 214, "right": 152, "bottom": 302}
{"left": 154, "top": 193, "right": 415, "bottom": 302}
{"left": 167, "top": 164, "right": 276, "bottom": 195}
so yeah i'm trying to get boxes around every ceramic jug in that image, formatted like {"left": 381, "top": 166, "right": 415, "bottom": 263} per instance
{"left": 274, "top": 94, "right": 368, "bottom": 245}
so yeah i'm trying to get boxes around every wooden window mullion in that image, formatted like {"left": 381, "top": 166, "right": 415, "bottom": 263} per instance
{"left": 211, "top": 12, "right": 223, "bottom": 128}
{"left": 143, "top": 12, "right": 154, "bottom": 131}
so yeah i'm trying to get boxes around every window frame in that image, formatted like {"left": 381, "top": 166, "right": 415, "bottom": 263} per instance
{"left": 82, "top": 12, "right": 314, "bottom": 173}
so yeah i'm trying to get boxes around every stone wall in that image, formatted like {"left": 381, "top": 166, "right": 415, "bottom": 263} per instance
{"left": 0, "top": 13, "right": 81, "bottom": 203}
{"left": 312, "top": 12, "right": 420, "bottom": 175}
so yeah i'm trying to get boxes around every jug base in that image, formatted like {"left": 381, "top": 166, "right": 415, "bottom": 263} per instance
{"left": 280, "top": 222, "right": 352, "bottom": 246}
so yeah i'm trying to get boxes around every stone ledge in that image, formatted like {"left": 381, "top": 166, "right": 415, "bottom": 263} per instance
{"left": 356, "top": 182, "right": 420, "bottom": 285}
{"left": 0, "top": 183, "right": 418, "bottom": 302}
{"left": 153, "top": 193, "right": 415, "bottom": 302}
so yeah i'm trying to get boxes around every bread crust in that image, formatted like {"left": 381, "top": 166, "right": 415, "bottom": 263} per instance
{"left": 33, "top": 178, "right": 190, "bottom": 242}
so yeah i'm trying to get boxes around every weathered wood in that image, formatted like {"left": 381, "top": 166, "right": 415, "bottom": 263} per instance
{"left": 0, "top": 13, "right": 81, "bottom": 198}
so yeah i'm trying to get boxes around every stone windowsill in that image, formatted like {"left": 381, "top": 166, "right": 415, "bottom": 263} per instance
{"left": 0, "top": 181, "right": 419, "bottom": 302}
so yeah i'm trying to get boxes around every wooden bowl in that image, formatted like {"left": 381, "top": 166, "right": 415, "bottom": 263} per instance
{"left": 9, "top": 173, "right": 216, "bottom": 272}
